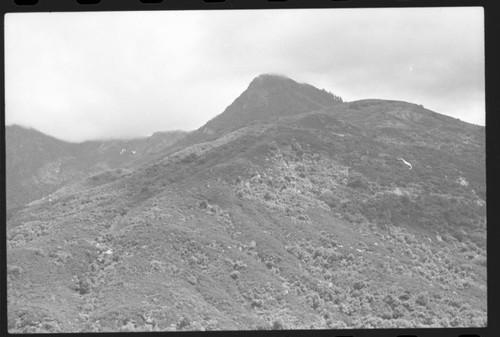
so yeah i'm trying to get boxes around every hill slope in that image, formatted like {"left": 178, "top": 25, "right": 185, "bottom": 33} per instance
{"left": 6, "top": 75, "right": 486, "bottom": 332}
{"left": 202, "top": 74, "right": 343, "bottom": 135}
{"left": 166, "top": 74, "right": 343, "bottom": 154}
{"left": 5, "top": 125, "right": 187, "bottom": 210}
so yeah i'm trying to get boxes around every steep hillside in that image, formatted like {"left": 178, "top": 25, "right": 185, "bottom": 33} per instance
{"left": 6, "top": 75, "right": 486, "bottom": 332}
{"left": 5, "top": 125, "right": 187, "bottom": 210}
{"left": 168, "top": 74, "right": 343, "bottom": 153}
{"left": 6, "top": 125, "right": 79, "bottom": 210}
{"left": 202, "top": 74, "right": 343, "bottom": 135}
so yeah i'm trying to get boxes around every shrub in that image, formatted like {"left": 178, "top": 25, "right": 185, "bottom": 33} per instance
{"left": 415, "top": 293, "right": 429, "bottom": 307}
{"left": 41, "top": 321, "right": 61, "bottom": 333}
{"left": 230, "top": 271, "right": 240, "bottom": 279}
{"left": 180, "top": 153, "right": 197, "bottom": 163}
{"left": 233, "top": 260, "right": 247, "bottom": 270}
{"left": 352, "top": 290, "right": 362, "bottom": 298}
{"left": 295, "top": 164, "right": 305, "bottom": 172}
{"left": 400, "top": 195, "right": 410, "bottom": 205}
{"left": 77, "top": 276, "right": 90, "bottom": 295}
{"left": 308, "top": 293, "right": 321, "bottom": 310}
{"left": 392, "top": 306, "right": 405, "bottom": 319}
{"left": 177, "top": 317, "right": 191, "bottom": 330}
{"left": 271, "top": 320, "right": 284, "bottom": 330}
{"left": 150, "top": 260, "right": 164, "bottom": 272}
{"left": 251, "top": 299, "right": 262, "bottom": 308}
{"left": 399, "top": 293, "right": 410, "bottom": 301}
{"left": 264, "top": 192, "right": 275, "bottom": 201}
{"left": 347, "top": 178, "right": 366, "bottom": 189}
{"left": 472, "top": 256, "right": 487, "bottom": 267}
{"left": 7, "top": 265, "right": 23, "bottom": 276}
{"left": 256, "top": 324, "right": 268, "bottom": 330}
{"left": 352, "top": 281, "right": 366, "bottom": 290}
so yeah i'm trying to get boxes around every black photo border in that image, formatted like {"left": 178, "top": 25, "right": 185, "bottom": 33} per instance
{"left": 1, "top": 1, "right": 498, "bottom": 337}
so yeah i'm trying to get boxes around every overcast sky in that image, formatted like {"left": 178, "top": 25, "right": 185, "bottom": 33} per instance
{"left": 5, "top": 7, "right": 484, "bottom": 142}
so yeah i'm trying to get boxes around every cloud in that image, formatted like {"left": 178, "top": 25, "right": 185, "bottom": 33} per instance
{"left": 5, "top": 8, "right": 485, "bottom": 142}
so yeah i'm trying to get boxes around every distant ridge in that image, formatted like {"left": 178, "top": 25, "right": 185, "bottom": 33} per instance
{"left": 5, "top": 125, "right": 187, "bottom": 209}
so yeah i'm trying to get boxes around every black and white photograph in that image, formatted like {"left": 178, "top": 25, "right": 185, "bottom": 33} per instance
{"left": 5, "top": 7, "right": 486, "bottom": 332}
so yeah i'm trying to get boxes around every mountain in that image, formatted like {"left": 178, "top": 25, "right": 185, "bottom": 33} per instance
{"left": 168, "top": 74, "right": 343, "bottom": 151}
{"left": 6, "top": 74, "right": 486, "bottom": 332}
{"left": 202, "top": 74, "right": 343, "bottom": 135}
{"left": 5, "top": 125, "right": 187, "bottom": 210}
{"left": 5, "top": 125, "right": 87, "bottom": 210}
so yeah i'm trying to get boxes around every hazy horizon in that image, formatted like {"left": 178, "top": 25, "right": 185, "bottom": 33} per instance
{"left": 5, "top": 8, "right": 485, "bottom": 142}
{"left": 5, "top": 86, "right": 485, "bottom": 144}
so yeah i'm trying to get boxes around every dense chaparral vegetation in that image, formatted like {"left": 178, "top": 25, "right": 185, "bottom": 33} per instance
{"left": 6, "top": 74, "right": 485, "bottom": 332}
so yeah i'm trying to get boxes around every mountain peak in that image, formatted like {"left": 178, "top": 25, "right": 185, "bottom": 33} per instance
{"left": 198, "top": 74, "right": 343, "bottom": 137}
{"left": 247, "top": 73, "right": 297, "bottom": 89}
{"left": 245, "top": 73, "right": 343, "bottom": 106}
